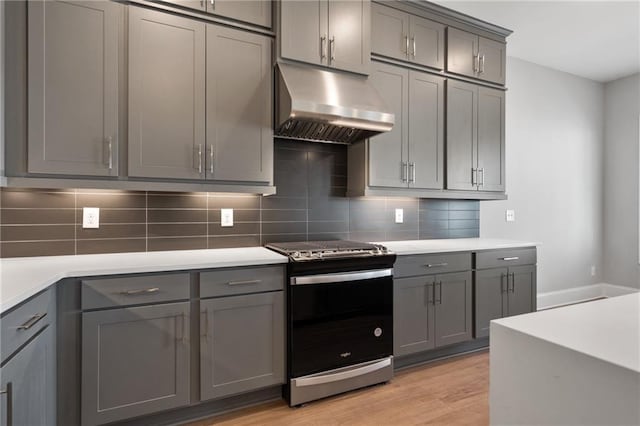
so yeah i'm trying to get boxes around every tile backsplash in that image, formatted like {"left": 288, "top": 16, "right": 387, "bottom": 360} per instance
{"left": 0, "top": 140, "right": 479, "bottom": 258}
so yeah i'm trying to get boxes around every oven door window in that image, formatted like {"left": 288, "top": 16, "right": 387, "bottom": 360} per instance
{"left": 290, "top": 275, "right": 393, "bottom": 378}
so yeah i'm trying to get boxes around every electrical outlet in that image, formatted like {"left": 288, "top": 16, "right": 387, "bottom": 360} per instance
{"left": 395, "top": 208, "right": 403, "bottom": 224}
{"left": 82, "top": 207, "right": 100, "bottom": 229}
{"left": 591, "top": 265, "right": 596, "bottom": 277}
{"left": 221, "top": 208, "right": 234, "bottom": 227}
{"left": 505, "top": 209, "right": 516, "bottom": 222}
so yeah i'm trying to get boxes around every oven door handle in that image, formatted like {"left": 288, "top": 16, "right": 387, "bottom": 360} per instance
{"left": 292, "top": 357, "right": 392, "bottom": 387}
{"left": 290, "top": 268, "right": 393, "bottom": 285}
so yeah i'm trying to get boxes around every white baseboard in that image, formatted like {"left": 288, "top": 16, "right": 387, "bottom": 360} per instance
{"left": 537, "top": 283, "right": 639, "bottom": 310}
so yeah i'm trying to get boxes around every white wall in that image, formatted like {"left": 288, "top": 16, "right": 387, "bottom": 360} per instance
{"left": 480, "top": 57, "right": 605, "bottom": 294}
{"left": 603, "top": 74, "right": 640, "bottom": 289}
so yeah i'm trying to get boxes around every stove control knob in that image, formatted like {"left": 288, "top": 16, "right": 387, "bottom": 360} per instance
{"left": 292, "top": 251, "right": 300, "bottom": 258}
{"left": 374, "top": 327, "right": 383, "bottom": 337}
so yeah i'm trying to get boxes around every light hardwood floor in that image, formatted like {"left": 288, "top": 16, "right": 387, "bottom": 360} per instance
{"left": 191, "top": 351, "right": 490, "bottom": 425}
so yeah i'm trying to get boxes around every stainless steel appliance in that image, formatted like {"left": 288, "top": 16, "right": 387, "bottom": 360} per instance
{"left": 265, "top": 240, "right": 396, "bottom": 406}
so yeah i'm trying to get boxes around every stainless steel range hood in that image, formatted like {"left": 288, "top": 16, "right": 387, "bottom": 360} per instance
{"left": 275, "top": 62, "right": 394, "bottom": 144}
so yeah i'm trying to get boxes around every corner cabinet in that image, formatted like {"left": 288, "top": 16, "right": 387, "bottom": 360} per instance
{"left": 348, "top": 61, "right": 444, "bottom": 192}
{"left": 447, "top": 27, "right": 506, "bottom": 85}
{"left": 371, "top": 2, "right": 445, "bottom": 70}
{"left": 27, "top": 0, "right": 122, "bottom": 176}
{"left": 128, "top": 6, "right": 273, "bottom": 184}
{"left": 446, "top": 80, "right": 505, "bottom": 193}
{"left": 279, "top": 0, "right": 371, "bottom": 75}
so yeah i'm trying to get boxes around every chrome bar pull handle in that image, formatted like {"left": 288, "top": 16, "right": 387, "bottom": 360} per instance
{"left": 17, "top": 313, "right": 46, "bottom": 330}
{"left": 500, "top": 257, "right": 520, "bottom": 261}
{"left": 405, "top": 35, "right": 409, "bottom": 55}
{"left": 330, "top": 36, "right": 336, "bottom": 62}
{"left": 500, "top": 274, "right": 507, "bottom": 293}
{"left": 401, "top": 162, "right": 408, "bottom": 182}
{"left": 478, "top": 168, "right": 485, "bottom": 187}
{"left": 424, "top": 262, "right": 448, "bottom": 268}
{"left": 201, "top": 310, "right": 209, "bottom": 338}
{"left": 120, "top": 287, "right": 160, "bottom": 296}
{"left": 412, "top": 36, "right": 416, "bottom": 57}
{"left": 197, "top": 144, "right": 203, "bottom": 174}
{"left": 473, "top": 54, "right": 478, "bottom": 72}
{"left": 320, "top": 35, "right": 327, "bottom": 60}
{"left": 480, "top": 54, "right": 485, "bottom": 73}
{"left": 510, "top": 272, "right": 516, "bottom": 292}
{"left": 435, "top": 281, "right": 443, "bottom": 305}
{"left": 210, "top": 0, "right": 215, "bottom": 7}
{"left": 209, "top": 146, "right": 214, "bottom": 174}
{"left": 471, "top": 168, "right": 477, "bottom": 186}
{"left": 408, "top": 162, "right": 416, "bottom": 183}
{"left": 227, "top": 279, "right": 261, "bottom": 286}
{"left": 107, "top": 137, "right": 113, "bottom": 170}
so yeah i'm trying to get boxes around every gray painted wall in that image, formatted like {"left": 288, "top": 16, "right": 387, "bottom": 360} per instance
{"left": 480, "top": 57, "right": 605, "bottom": 294}
{"left": 603, "top": 73, "right": 640, "bottom": 289}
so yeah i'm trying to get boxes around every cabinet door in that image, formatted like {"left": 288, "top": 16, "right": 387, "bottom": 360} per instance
{"left": 128, "top": 7, "right": 205, "bottom": 180}
{"left": 446, "top": 80, "right": 477, "bottom": 191}
{"left": 206, "top": 25, "right": 272, "bottom": 183}
{"left": 371, "top": 3, "right": 408, "bottom": 61}
{"left": 394, "top": 276, "right": 436, "bottom": 356}
{"left": 446, "top": 27, "right": 478, "bottom": 78}
{"left": 408, "top": 71, "right": 444, "bottom": 189}
{"left": 434, "top": 271, "right": 472, "bottom": 347}
{"left": 82, "top": 303, "right": 190, "bottom": 426}
{"left": 507, "top": 265, "right": 536, "bottom": 317}
{"left": 477, "top": 87, "right": 505, "bottom": 192}
{"left": 207, "top": 0, "right": 272, "bottom": 28}
{"left": 200, "top": 292, "right": 284, "bottom": 401}
{"left": 478, "top": 37, "right": 506, "bottom": 85}
{"left": 280, "top": 0, "right": 328, "bottom": 67}
{"left": 409, "top": 15, "right": 445, "bottom": 70}
{"left": 368, "top": 62, "right": 408, "bottom": 188}
{"left": 0, "top": 327, "right": 55, "bottom": 426}
{"left": 328, "top": 0, "right": 371, "bottom": 74}
{"left": 474, "top": 268, "right": 508, "bottom": 338}
{"left": 27, "top": 0, "right": 120, "bottom": 176}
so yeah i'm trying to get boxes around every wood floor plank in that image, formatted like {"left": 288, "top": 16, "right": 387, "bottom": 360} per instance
{"left": 188, "top": 351, "right": 489, "bottom": 426}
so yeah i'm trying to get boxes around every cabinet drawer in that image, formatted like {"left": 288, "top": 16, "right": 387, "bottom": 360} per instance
{"left": 1, "top": 288, "right": 53, "bottom": 363}
{"left": 200, "top": 265, "right": 284, "bottom": 298}
{"left": 475, "top": 247, "right": 537, "bottom": 269}
{"left": 82, "top": 273, "right": 190, "bottom": 310}
{"left": 394, "top": 253, "right": 472, "bottom": 278}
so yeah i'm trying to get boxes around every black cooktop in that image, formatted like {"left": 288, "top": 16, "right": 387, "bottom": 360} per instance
{"left": 266, "top": 240, "right": 390, "bottom": 262}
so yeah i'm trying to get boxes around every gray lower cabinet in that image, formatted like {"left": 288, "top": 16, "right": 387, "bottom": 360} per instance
{"left": 394, "top": 271, "right": 473, "bottom": 357}
{"left": 279, "top": 0, "right": 370, "bottom": 75}
{"left": 447, "top": 80, "right": 505, "bottom": 193}
{"left": 81, "top": 302, "right": 190, "bottom": 426}
{"left": 27, "top": 0, "right": 121, "bottom": 176}
{"left": 351, "top": 61, "right": 444, "bottom": 191}
{"left": 200, "top": 292, "right": 284, "bottom": 401}
{"left": 475, "top": 264, "right": 536, "bottom": 338}
{"left": 0, "top": 326, "right": 55, "bottom": 426}
{"left": 371, "top": 2, "right": 444, "bottom": 70}
{"left": 447, "top": 27, "right": 506, "bottom": 85}
{"left": 161, "top": 0, "right": 271, "bottom": 28}
{"left": 206, "top": 25, "right": 273, "bottom": 183}
{"left": 128, "top": 6, "right": 205, "bottom": 180}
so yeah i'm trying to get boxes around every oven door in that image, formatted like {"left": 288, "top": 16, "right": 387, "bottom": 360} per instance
{"left": 289, "top": 269, "right": 393, "bottom": 378}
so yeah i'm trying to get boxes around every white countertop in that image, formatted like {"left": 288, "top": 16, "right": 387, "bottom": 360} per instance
{"left": 378, "top": 238, "right": 539, "bottom": 255}
{"left": 0, "top": 247, "right": 288, "bottom": 313}
{"left": 493, "top": 293, "right": 640, "bottom": 373}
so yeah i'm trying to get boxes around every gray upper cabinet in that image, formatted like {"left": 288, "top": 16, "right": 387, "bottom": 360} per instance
{"left": 279, "top": 0, "right": 371, "bottom": 75}
{"left": 447, "top": 80, "right": 505, "bottom": 192}
{"left": 82, "top": 302, "right": 190, "bottom": 426}
{"left": 366, "top": 62, "right": 443, "bottom": 190}
{"left": 206, "top": 25, "right": 273, "bottom": 183}
{"left": 161, "top": 0, "right": 272, "bottom": 28}
{"left": 128, "top": 6, "right": 205, "bottom": 180}
{"left": 393, "top": 269, "right": 473, "bottom": 357}
{"left": 200, "top": 292, "right": 284, "bottom": 401}
{"left": 371, "top": 3, "right": 444, "bottom": 70}
{"left": 27, "top": 0, "right": 121, "bottom": 176}
{"left": 0, "top": 327, "right": 55, "bottom": 426}
{"left": 447, "top": 27, "right": 506, "bottom": 85}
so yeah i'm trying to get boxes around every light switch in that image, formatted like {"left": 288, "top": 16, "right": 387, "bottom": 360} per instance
{"left": 505, "top": 209, "right": 515, "bottom": 222}
{"left": 395, "top": 208, "right": 404, "bottom": 224}
{"left": 82, "top": 207, "right": 100, "bottom": 229}
{"left": 221, "top": 208, "right": 234, "bottom": 227}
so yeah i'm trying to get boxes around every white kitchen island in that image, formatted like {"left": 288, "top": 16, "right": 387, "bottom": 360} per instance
{"left": 490, "top": 293, "right": 640, "bottom": 426}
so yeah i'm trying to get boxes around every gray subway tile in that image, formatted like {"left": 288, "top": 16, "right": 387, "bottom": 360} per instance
{"left": 77, "top": 238, "right": 147, "bottom": 255}
{"left": 207, "top": 195, "right": 260, "bottom": 210}
{"left": 209, "top": 222, "right": 260, "bottom": 236}
{"left": 1, "top": 189, "right": 75, "bottom": 209}
{"left": 209, "top": 235, "right": 261, "bottom": 249}
{"left": 77, "top": 224, "right": 146, "bottom": 240}
{"left": 148, "top": 223, "right": 207, "bottom": 238}
{"left": 1, "top": 240, "right": 75, "bottom": 257}
{"left": 147, "top": 236, "right": 207, "bottom": 252}
{"left": 147, "top": 209, "right": 207, "bottom": 223}
{"left": 147, "top": 193, "right": 206, "bottom": 209}
{"left": 448, "top": 219, "right": 480, "bottom": 230}
{"left": 1, "top": 208, "right": 75, "bottom": 225}
{"left": 1, "top": 224, "right": 75, "bottom": 242}
{"left": 77, "top": 192, "right": 146, "bottom": 209}
{"left": 448, "top": 228, "right": 480, "bottom": 238}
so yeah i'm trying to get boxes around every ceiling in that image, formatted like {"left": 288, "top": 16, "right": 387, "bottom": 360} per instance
{"left": 433, "top": 0, "right": 640, "bottom": 83}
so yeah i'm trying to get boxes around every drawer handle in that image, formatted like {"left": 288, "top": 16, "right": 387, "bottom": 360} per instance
{"left": 17, "top": 313, "right": 47, "bottom": 331}
{"left": 424, "top": 263, "right": 448, "bottom": 268}
{"left": 227, "top": 280, "right": 261, "bottom": 286}
{"left": 500, "top": 257, "right": 520, "bottom": 261}
{"left": 120, "top": 287, "right": 160, "bottom": 296}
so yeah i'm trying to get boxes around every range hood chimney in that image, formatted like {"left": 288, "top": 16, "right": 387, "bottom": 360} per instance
{"left": 275, "top": 62, "right": 394, "bottom": 144}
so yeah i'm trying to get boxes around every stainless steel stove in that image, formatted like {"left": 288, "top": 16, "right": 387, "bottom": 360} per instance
{"left": 265, "top": 240, "right": 396, "bottom": 406}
